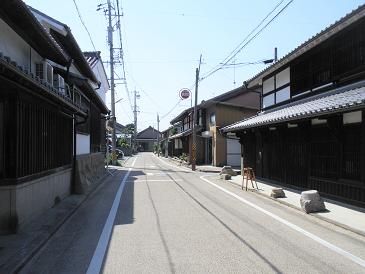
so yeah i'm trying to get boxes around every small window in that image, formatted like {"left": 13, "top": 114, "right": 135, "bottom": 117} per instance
{"left": 209, "top": 113, "right": 216, "bottom": 125}
{"left": 343, "top": 111, "right": 362, "bottom": 124}
{"left": 276, "top": 86, "right": 290, "bottom": 103}
{"left": 263, "top": 94, "right": 275, "bottom": 108}
{"left": 263, "top": 76, "right": 275, "bottom": 94}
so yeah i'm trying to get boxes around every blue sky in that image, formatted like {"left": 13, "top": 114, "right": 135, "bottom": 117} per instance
{"left": 24, "top": 0, "right": 365, "bottom": 130}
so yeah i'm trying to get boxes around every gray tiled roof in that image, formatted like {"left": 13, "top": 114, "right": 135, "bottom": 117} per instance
{"left": 222, "top": 85, "right": 365, "bottom": 132}
{"left": 169, "top": 129, "right": 192, "bottom": 139}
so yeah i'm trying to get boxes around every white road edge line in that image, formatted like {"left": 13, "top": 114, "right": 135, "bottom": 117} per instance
{"left": 200, "top": 175, "right": 365, "bottom": 268}
{"left": 126, "top": 179, "right": 183, "bottom": 182}
{"left": 86, "top": 157, "right": 138, "bottom": 274}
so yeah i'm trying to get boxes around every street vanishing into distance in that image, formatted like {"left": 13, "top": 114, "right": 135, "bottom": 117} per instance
{"left": 18, "top": 153, "right": 365, "bottom": 274}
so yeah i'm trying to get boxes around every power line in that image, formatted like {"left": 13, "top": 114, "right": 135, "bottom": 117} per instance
{"left": 72, "top": 0, "right": 97, "bottom": 51}
{"left": 160, "top": 99, "right": 183, "bottom": 120}
{"left": 200, "top": 0, "right": 294, "bottom": 82}
{"left": 72, "top": 0, "right": 105, "bottom": 88}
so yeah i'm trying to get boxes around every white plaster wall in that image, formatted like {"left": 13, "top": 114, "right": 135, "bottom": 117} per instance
{"left": 0, "top": 18, "right": 43, "bottom": 73}
{"left": 76, "top": 133, "right": 90, "bottom": 155}
{"left": 92, "top": 61, "right": 108, "bottom": 103}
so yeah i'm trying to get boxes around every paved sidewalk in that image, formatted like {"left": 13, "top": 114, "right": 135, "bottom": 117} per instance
{"left": 0, "top": 165, "right": 124, "bottom": 274}
{"left": 223, "top": 175, "right": 365, "bottom": 236}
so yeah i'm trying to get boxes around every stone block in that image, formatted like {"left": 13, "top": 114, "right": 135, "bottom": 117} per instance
{"left": 300, "top": 190, "right": 326, "bottom": 213}
{"left": 220, "top": 174, "right": 231, "bottom": 180}
{"left": 270, "top": 188, "right": 285, "bottom": 198}
{"left": 220, "top": 166, "right": 237, "bottom": 176}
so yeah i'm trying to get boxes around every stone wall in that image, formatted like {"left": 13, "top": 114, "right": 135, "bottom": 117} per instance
{"left": 74, "top": 152, "right": 106, "bottom": 194}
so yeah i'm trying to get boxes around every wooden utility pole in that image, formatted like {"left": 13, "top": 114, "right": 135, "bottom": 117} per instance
{"left": 191, "top": 54, "right": 202, "bottom": 171}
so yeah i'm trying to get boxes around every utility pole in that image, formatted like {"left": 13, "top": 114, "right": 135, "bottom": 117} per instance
{"left": 107, "top": 0, "right": 117, "bottom": 165}
{"left": 157, "top": 113, "right": 160, "bottom": 156}
{"left": 133, "top": 90, "right": 139, "bottom": 152}
{"left": 191, "top": 54, "right": 202, "bottom": 171}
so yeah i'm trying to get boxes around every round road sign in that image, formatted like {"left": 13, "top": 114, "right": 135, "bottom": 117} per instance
{"left": 179, "top": 88, "right": 191, "bottom": 100}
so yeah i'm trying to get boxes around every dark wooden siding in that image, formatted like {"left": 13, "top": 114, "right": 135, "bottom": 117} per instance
{"left": 1, "top": 94, "right": 73, "bottom": 183}
{"left": 242, "top": 117, "right": 365, "bottom": 205}
{"left": 291, "top": 17, "right": 365, "bottom": 96}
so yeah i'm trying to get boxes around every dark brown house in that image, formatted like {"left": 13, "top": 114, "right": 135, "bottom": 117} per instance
{"left": 136, "top": 126, "right": 161, "bottom": 152}
{"left": 222, "top": 4, "right": 365, "bottom": 206}
{"left": 169, "top": 86, "right": 259, "bottom": 166}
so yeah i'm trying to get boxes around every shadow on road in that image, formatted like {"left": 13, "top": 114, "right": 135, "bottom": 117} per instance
{"left": 114, "top": 170, "right": 145, "bottom": 225}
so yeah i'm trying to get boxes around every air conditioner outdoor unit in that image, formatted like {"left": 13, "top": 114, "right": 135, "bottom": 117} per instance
{"left": 35, "top": 61, "right": 53, "bottom": 85}
{"left": 53, "top": 74, "right": 65, "bottom": 93}
{"left": 64, "top": 83, "right": 72, "bottom": 99}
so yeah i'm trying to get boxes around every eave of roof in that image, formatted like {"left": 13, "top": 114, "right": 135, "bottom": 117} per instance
{"left": 84, "top": 51, "right": 100, "bottom": 68}
{"left": 53, "top": 66, "right": 109, "bottom": 114}
{"left": 170, "top": 107, "right": 193, "bottom": 125}
{"left": 84, "top": 51, "right": 110, "bottom": 89}
{"left": 246, "top": 4, "right": 365, "bottom": 88}
{"left": 50, "top": 28, "right": 98, "bottom": 83}
{"left": 0, "top": 1, "right": 69, "bottom": 65}
{"left": 169, "top": 129, "right": 192, "bottom": 139}
{"left": 28, "top": 6, "right": 98, "bottom": 83}
{"left": 222, "top": 82, "right": 365, "bottom": 132}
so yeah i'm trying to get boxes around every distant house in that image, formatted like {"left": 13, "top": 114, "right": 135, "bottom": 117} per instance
{"left": 169, "top": 86, "right": 259, "bottom": 166}
{"left": 136, "top": 126, "right": 161, "bottom": 152}
{"left": 222, "top": 4, "right": 365, "bottom": 206}
{"left": 160, "top": 127, "right": 173, "bottom": 157}
{"left": 106, "top": 120, "right": 125, "bottom": 135}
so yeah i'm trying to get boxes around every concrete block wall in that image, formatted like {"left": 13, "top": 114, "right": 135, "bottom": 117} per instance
{"left": 0, "top": 168, "right": 71, "bottom": 234}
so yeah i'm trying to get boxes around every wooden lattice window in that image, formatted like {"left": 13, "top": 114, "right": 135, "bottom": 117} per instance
{"left": 310, "top": 127, "right": 339, "bottom": 179}
{"left": 342, "top": 124, "right": 361, "bottom": 180}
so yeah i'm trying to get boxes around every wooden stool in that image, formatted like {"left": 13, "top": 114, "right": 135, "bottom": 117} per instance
{"left": 242, "top": 167, "right": 258, "bottom": 191}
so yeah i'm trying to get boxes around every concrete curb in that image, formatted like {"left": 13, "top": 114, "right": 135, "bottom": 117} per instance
{"left": 196, "top": 168, "right": 221, "bottom": 173}
{"left": 223, "top": 177, "right": 365, "bottom": 238}
{"left": 5, "top": 168, "right": 119, "bottom": 274}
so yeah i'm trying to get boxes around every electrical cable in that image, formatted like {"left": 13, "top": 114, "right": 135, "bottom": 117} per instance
{"left": 72, "top": 0, "right": 106, "bottom": 93}
{"left": 200, "top": 0, "right": 294, "bottom": 82}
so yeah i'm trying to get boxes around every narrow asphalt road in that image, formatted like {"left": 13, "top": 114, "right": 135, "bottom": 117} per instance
{"left": 20, "top": 152, "right": 365, "bottom": 274}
